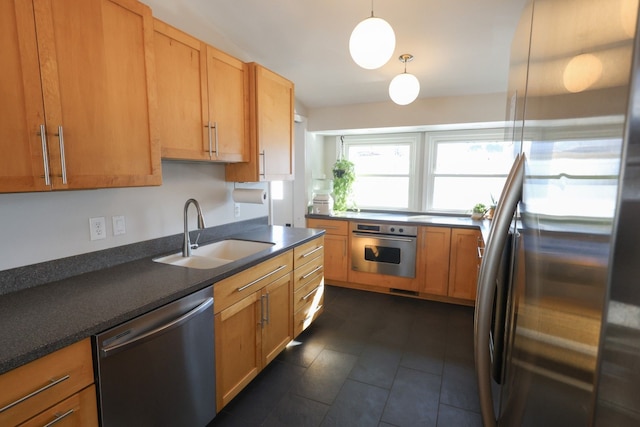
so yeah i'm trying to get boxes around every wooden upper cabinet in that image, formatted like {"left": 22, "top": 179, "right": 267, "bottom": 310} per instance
{"left": 226, "top": 63, "right": 294, "bottom": 182}
{"left": 206, "top": 46, "right": 249, "bottom": 162}
{"left": 0, "top": 0, "right": 49, "bottom": 193}
{"left": 35, "top": 0, "right": 161, "bottom": 190}
{"left": 1, "top": 0, "right": 161, "bottom": 192}
{"left": 155, "top": 19, "right": 248, "bottom": 163}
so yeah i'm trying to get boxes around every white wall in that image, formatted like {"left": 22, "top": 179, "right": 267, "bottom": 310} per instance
{"left": 0, "top": 161, "right": 268, "bottom": 271}
{"left": 307, "top": 92, "right": 507, "bottom": 133}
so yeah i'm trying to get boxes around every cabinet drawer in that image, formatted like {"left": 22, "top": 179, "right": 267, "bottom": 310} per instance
{"left": 293, "top": 275, "right": 324, "bottom": 312}
{"left": 214, "top": 251, "right": 293, "bottom": 313}
{"left": 293, "top": 254, "right": 324, "bottom": 291}
{"left": 293, "top": 237, "right": 324, "bottom": 268}
{"left": 293, "top": 280, "right": 324, "bottom": 337}
{"left": 306, "top": 219, "right": 348, "bottom": 236}
{"left": 20, "top": 385, "right": 98, "bottom": 427}
{"left": 0, "top": 339, "right": 94, "bottom": 427}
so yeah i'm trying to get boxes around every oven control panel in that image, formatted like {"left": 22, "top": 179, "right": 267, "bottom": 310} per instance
{"left": 351, "top": 222, "right": 418, "bottom": 237}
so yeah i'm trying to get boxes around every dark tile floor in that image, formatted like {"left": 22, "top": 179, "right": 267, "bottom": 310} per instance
{"left": 208, "top": 285, "right": 482, "bottom": 427}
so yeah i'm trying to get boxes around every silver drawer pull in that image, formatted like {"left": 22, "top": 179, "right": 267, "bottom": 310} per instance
{"left": 302, "top": 286, "right": 321, "bottom": 301}
{"left": 237, "top": 265, "right": 287, "bottom": 292}
{"left": 301, "top": 245, "right": 323, "bottom": 258}
{"left": 477, "top": 246, "right": 485, "bottom": 259}
{"left": 301, "top": 265, "right": 323, "bottom": 280}
{"left": 0, "top": 375, "right": 70, "bottom": 413}
{"left": 43, "top": 409, "right": 74, "bottom": 427}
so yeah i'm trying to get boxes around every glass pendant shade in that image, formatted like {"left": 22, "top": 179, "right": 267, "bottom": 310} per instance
{"left": 349, "top": 16, "right": 396, "bottom": 69}
{"left": 389, "top": 72, "right": 420, "bottom": 105}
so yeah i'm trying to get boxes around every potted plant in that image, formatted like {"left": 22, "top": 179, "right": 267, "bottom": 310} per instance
{"left": 471, "top": 203, "right": 487, "bottom": 220}
{"left": 486, "top": 194, "right": 497, "bottom": 219}
{"left": 332, "top": 158, "right": 356, "bottom": 212}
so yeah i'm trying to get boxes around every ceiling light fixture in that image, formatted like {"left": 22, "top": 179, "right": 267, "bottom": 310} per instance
{"left": 349, "top": 1, "right": 396, "bottom": 69}
{"left": 389, "top": 54, "right": 420, "bottom": 105}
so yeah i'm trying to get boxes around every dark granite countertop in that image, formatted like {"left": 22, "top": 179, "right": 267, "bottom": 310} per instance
{"left": 0, "top": 225, "right": 323, "bottom": 375}
{"left": 306, "top": 211, "right": 491, "bottom": 241}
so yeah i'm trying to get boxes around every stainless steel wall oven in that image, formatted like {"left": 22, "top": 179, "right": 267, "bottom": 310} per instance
{"left": 351, "top": 222, "right": 417, "bottom": 278}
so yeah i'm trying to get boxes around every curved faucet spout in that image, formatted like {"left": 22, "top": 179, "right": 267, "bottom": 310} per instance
{"left": 183, "top": 198, "right": 206, "bottom": 257}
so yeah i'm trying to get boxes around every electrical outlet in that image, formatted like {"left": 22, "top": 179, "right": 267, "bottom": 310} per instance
{"left": 234, "top": 203, "right": 240, "bottom": 218}
{"left": 112, "top": 215, "right": 126, "bottom": 236}
{"left": 89, "top": 217, "right": 107, "bottom": 241}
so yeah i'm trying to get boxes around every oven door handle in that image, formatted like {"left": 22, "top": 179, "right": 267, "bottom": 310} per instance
{"left": 352, "top": 232, "right": 415, "bottom": 243}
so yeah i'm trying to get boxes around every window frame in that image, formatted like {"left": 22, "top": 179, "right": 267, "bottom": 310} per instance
{"left": 341, "top": 133, "right": 422, "bottom": 211}
{"left": 423, "top": 128, "right": 515, "bottom": 213}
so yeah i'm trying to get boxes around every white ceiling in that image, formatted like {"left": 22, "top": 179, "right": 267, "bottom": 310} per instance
{"left": 142, "top": 0, "right": 527, "bottom": 110}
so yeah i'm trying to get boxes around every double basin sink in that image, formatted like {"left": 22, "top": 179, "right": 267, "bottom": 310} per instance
{"left": 153, "top": 239, "right": 275, "bottom": 270}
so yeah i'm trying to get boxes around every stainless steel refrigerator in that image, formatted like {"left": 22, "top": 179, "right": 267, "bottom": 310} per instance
{"left": 475, "top": 0, "right": 640, "bottom": 425}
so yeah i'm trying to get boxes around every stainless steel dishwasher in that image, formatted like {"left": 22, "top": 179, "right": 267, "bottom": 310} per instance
{"left": 94, "top": 286, "right": 215, "bottom": 426}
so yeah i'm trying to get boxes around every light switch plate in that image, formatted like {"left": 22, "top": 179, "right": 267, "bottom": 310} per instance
{"left": 89, "top": 217, "right": 107, "bottom": 241}
{"left": 112, "top": 215, "right": 126, "bottom": 236}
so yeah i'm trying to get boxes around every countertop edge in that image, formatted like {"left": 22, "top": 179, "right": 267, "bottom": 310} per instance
{"left": 0, "top": 226, "right": 324, "bottom": 375}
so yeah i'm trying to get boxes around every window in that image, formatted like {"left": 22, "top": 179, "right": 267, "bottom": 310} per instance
{"left": 344, "top": 134, "right": 419, "bottom": 210}
{"left": 426, "top": 130, "right": 517, "bottom": 212}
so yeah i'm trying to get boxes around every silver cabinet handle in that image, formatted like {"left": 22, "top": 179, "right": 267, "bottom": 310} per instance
{"left": 237, "top": 265, "right": 287, "bottom": 292}
{"left": 42, "top": 408, "right": 74, "bottom": 427}
{"left": 259, "top": 150, "right": 266, "bottom": 177}
{"left": 301, "top": 245, "right": 323, "bottom": 258}
{"left": 100, "top": 297, "right": 213, "bottom": 357}
{"left": 301, "top": 265, "right": 323, "bottom": 280}
{"left": 213, "top": 121, "right": 218, "bottom": 156}
{"left": 56, "top": 125, "right": 67, "bottom": 184}
{"left": 0, "top": 375, "right": 70, "bottom": 413}
{"left": 205, "top": 121, "right": 212, "bottom": 159}
{"left": 318, "top": 225, "right": 338, "bottom": 230}
{"left": 477, "top": 246, "right": 485, "bottom": 259}
{"left": 265, "top": 292, "right": 270, "bottom": 325}
{"left": 260, "top": 294, "right": 266, "bottom": 327}
{"left": 302, "top": 285, "right": 321, "bottom": 301}
{"left": 38, "top": 124, "right": 51, "bottom": 185}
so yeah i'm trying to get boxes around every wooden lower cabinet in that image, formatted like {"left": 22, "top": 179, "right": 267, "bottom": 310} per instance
{"left": 448, "top": 228, "right": 483, "bottom": 301}
{"left": 419, "top": 226, "right": 452, "bottom": 296}
{"left": 0, "top": 338, "right": 97, "bottom": 427}
{"left": 419, "top": 226, "right": 482, "bottom": 303}
{"left": 261, "top": 272, "right": 293, "bottom": 366}
{"left": 292, "top": 237, "right": 325, "bottom": 337}
{"left": 214, "top": 251, "right": 293, "bottom": 411}
{"left": 20, "top": 385, "right": 98, "bottom": 427}
{"left": 306, "top": 218, "right": 349, "bottom": 282}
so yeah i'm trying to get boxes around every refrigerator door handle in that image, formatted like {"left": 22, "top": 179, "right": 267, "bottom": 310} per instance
{"left": 474, "top": 153, "right": 525, "bottom": 427}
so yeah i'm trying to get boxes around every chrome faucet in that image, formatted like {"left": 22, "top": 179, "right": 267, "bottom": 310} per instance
{"left": 183, "top": 198, "right": 206, "bottom": 257}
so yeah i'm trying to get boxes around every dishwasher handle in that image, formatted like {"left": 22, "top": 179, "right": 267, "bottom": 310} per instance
{"left": 100, "top": 297, "right": 213, "bottom": 358}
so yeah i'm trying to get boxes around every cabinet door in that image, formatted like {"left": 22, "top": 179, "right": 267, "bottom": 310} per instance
{"left": 324, "top": 234, "right": 348, "bottom": 282}
{"left": 206, "top": 46, "right": 248, "bottom": 162}
{"left": 419, "top": 227, "right": 451, "bottom": 296}
{"left": 225, "top": 63, "right": 293, "bottom": 182}
{"left": 215, "top": 291, "right": 260, "bottom": 411}
{"left": 154, "top": 20, "right": 209, "bottom": 161}
{"left": 448, "top": 228, "right": 482, "bottom": 301}
{"left": 0, "top": 0, "right": 49, "bottom": 192}
{"left": 33, "top": 0, "right": 161, "bottom": 189}
{"left": 261, "top": 272, "right": 292, "bottom": 366}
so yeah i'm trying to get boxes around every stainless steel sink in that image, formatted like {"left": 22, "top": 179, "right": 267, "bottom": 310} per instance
{"left": 153, "top": 239, "right": 275, "bottom": 269}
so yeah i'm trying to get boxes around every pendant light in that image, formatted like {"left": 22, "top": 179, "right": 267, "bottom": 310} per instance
{"left": 349, "top": 1, "right": 396, "bottom": 69}
{"left": 389, "top": 54, "right": 420, "bottom": 105}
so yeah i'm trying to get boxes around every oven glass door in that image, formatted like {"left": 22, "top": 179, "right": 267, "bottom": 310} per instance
{"left": 351, "top": 233, "right": 416, "bottom": 278}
